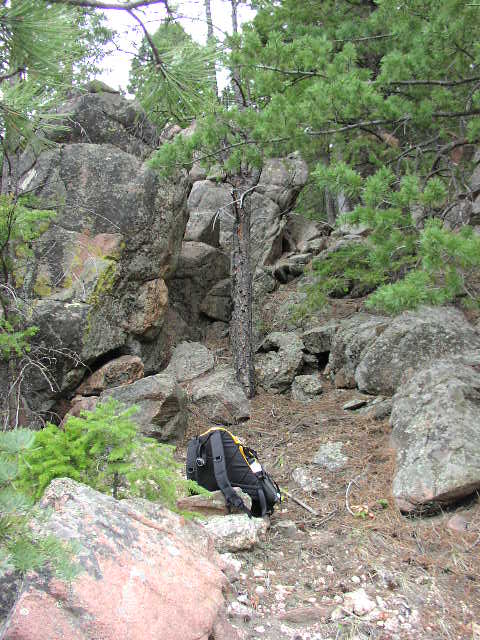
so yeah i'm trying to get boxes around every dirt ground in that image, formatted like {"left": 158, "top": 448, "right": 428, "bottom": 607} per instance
{"left": 182, "top": 329, "right": 480, "bottom": 639}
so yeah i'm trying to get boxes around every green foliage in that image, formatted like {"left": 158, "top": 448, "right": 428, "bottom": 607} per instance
{"left": 146, "top": 0, "right": 480, "bottom": 317}
{"left": 368, "top": 220, "right": 480, "bottom": 313}
{"left": 128, "top": 21, "right": 217, "bottom": 130}
{"left": 0, "top": 194, "right": 55, "bottom": 360}
{"left": 0, "top": 194, "right": 54, "bottom": 360}
{"left": 0, "top": 429, "right": 79, "bottom": 580}
{"left": 19, "top": 398, "right": 203, "bottom": 511}
{"left": 0, "top": 1, "right": 113, "bottom": 154}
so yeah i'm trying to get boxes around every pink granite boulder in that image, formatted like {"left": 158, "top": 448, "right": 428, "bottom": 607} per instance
{"left": 3, "top": 478, "right": 241, "bottom": 640}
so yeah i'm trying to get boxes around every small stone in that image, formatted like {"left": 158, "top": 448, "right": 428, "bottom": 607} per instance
{"left": 291, "top": 374, "right": 323, "bottom": 403}
{"left": 327, "top": 566, "right": 335, "bottom": 574}
{"left": 343, "top": 398, "right": 368, "bottom": 410}
{"left": 220, "top": 553, "right": 243, "bottom": 580}
{"left": 313, "top": 442, "right": 347, "bottom": 470}
{"left": 253, "top": 569, "right": 267, "bottom": 578}
{"left": 177, "top": 488, "right": 251, "bottom": 516}
{"left": 343, "top": 588, "right": 376, "bottom": 616}
{"left": 447, "top": 513, "right": 471, "bottom": 533}
{"left": 255, "top": 585, "right": 265, "bottom": 595}
{"left": 351, "top": 576, "right": 361, "bottom": 584}
{"left": 199, "top": 513, "right": 269, "bottom": 552}
{"left": 330, "top": 606, "right": 345, "bottom": 621}
{"left": 227, "top": 601, "right": 253, "bottom": 621}
{"left": 273, "top": 520, "right": 301, "bottom": 539}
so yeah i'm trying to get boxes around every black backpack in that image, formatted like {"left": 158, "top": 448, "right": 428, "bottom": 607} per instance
{"left": 186, "top": 427, "right": 281, "bottom": 517}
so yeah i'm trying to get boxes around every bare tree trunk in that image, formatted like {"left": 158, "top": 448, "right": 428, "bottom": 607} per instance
{"left": 204, "top": 0, "right": 219, "bottom": 98}
{"left": 230, "top": 188, "right": 255, "bottom": 398}
{"left": 229, "top": 0, "right": 245, "bottom": 108}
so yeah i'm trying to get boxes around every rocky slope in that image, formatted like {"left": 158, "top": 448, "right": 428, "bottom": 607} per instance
{"left": 2, "top": 84, "right": 480, "bottom": 640}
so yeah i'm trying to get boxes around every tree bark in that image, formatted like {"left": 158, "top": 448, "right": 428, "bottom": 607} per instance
{"left": 230, "top": 188, "right": 255, "bottom": 398}
{"left": 229, "top": 0, "right": 245, "bottom": 108}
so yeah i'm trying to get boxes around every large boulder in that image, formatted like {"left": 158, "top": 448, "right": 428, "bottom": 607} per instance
{"left": 255, "top": 332, "right": 304, "bottom": 393}
{"left": 77, "top": 355, "right": 144, "bottom": 395}
{"left": 168, "top": 242, "right": 230, "bottom": 335}
{"left": 200, "top": 279, "right": 232, "bottom": 322}
{"left": 14, "top": 138, "right": 189, "bottom": 419}
{"left": 46, "top": 81, "right": 159, "bottom": 159}
{"left": 184, "top": 210, "right": 220, "bottom": 247}
{"left": 189, "top": 365, "right": 250, "bottom": 424}
{"left": 355, "top": 306, "right": 480, "bottom": 395}
{"left": 302, "top": 322, "right": 340, "bottom": 355}
{"left": 328, "top": 314, "right": 389, "bottom": 389}
{"left": 391, "top": 352, "right": 480, "bottom": 512}
{"left": 164, "top": 341, "right": 215, "bottom": 382}
{"left": 255, "top": 154, "right": 309, "bottom": 210}
{"left": 101, "top": 373, "right": 187, "bottom": 442}
{"left": 2, "top": 478, "right": 240, "bottom": 640}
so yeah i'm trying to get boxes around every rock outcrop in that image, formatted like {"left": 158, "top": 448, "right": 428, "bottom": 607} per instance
{"left": 46, "top": 81, "right": 160, "bottom": 159}
{"left": 391, "top": 352, "right": 480, "bottom": 512}
{"left": 255, "top": 332, "right": 304, "bottom": 393}
{"left": 100, "top": 373, "right": 187, "bottom": 442}
{"left": 13, "top": 85, "right": 190, "bottom": 421}
{"left": 2, "top": 478, "right": 240, "bottom": 640}
{"left": 355, "top": 306, "right": 480, "bottom": 395}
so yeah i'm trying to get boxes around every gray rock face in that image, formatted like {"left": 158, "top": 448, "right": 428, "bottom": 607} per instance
{"left": 168, "top": 242, "right": 230, "bottom": 335}
{"left": 184, "top": 210, "right": 220, "bottom": 246}
{"left": 189, "top": 365, "right": 250, "bottom": 424}
{"left": 255, "top": 332, "right": 304, "bottom": 393}
{"left": 291, "top": 374, "right": 323, "bottom": 402}
{"left": 302, "top": 322, "right": 340, "bottom": 355}
{"left": 46, "top": 82, "right": 159, "bottom": 159}
{"left": 14, "top": 123, "right": 189, "bottom": 419}
{"left": 256, "top": 154, "right": 309, "bottom": 210}
{"left": 165, "top": 341, "right": 215, "bottom": 382}
{"left": 101, "top": 373, "right": 187, "bottom": 442}
{"left": 187, "top": 180, "right": 233, "bottom": 245}
{"left": 284, "top": 213, "right": 328, "bottom": 254}
{"left": 391, "top": 352, "right": 480, "bottom": 512}
{"left": 200, "top": 278, "right": 232, "bottom": 322}
{"left": 328, "top": 314, "right": 389, "bottom": 389}
{"left": 355, "top": 306, "right": 480, "bottom": 396}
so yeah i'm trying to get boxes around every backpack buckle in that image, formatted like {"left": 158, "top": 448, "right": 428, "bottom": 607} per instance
{"left": 196, "top": 457, "right": 206, "bottom": 467}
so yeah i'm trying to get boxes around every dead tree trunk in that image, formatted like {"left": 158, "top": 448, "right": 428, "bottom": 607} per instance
{"left": 204, "top": 0, "right": 219, "bottom": 98}
{"left": 230, "top": 187, "right": 255, "bottom": 398}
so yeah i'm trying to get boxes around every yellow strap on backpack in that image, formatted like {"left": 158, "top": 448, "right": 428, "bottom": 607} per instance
{"left": 199, "top": 426, "right": 251, "bottom": 467}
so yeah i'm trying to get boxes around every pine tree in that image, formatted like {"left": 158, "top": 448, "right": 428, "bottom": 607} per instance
{"left": 150, "top": 0, "right": 480, "bottom": 318}
{"left": 0, "top": 429, "right": 79, "bottom": 580}
{"left": 19, "top": 398, "right": 204, "bottom": 509}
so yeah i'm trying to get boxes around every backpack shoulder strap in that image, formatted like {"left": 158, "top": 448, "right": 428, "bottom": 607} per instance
{"left": 210, "top": 429, "right": 252, "bottom": 517}
{"left": 186, "top": 437, "right": 201, "bottom": 480}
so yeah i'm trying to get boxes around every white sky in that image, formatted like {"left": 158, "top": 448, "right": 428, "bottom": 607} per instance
{"left": 98, "top": 1, "right": 256, "bottom": 93}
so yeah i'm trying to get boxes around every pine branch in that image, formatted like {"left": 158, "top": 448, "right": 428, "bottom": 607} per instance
{"left": 126, "top": 9, "right": 167, "bottom": 79}
{"left": 49, "top": 0, "right": 167, "bottom": 9}
{"left": 387, "top": 76, "right": 480, "bottom": 87}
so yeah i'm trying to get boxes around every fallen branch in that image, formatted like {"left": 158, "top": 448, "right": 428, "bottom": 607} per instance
{"left": 283, "top": 489, "right": 319, "bottom": 516}
{"left": 345, "top": 478, "right": 360, "bottom": 516}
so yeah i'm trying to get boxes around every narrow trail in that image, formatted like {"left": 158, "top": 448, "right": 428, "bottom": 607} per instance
{"left": 183, "top": 339, "right": 480, "bottom": 640}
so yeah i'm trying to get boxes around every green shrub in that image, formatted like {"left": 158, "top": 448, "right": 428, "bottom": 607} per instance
{"left": 0, "top": 429, "right": 78, "bottom": 579}
{"left": 19, "top": 398, "right": 203, "bottom": 510}
{"left": 297, "top": 165, "right": 480, "bottom": 316}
